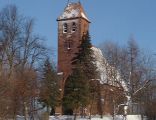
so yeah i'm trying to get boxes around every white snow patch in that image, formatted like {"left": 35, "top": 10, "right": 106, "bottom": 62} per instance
{"left": 15, "top": 115, "right": 147, "bottom": 120}
{"left": 60, "top": 9, "right": 79, "bottom": 19}
{"left": 48, "top": 115, "right": 147, "bottom": 120}
{"left": 81, "top": 12, "right": 89, "bottom": 21}
{"left": 58, "top": 3, "right": 89, "bottom": 22}
{"left": 91, "top": 46, "right": 128, "bottom": 92}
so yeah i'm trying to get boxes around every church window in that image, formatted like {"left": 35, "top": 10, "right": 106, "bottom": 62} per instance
{"left": 72, "top": 22, "right": 76, "bottom": 32}
{"left": 63, "top": 23, "right": 68, "bottom": 33}
{"left": 64, "top": 40, "right": 72, "bottom": 50}
{"left": 67, "top": 42, "right": 71, "bottom": 50}
{"left": 67, "top": 40, "right": 72, "bottom": 50}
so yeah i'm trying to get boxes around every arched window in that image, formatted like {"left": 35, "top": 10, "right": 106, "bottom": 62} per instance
{"left": 63, "top": 23, "right": 68, "bottom": 33}
{"left": 64, "top": 40, "right": 72, "bottom": 50}
{"left": 72, "top": 22, "right": 76, "bottom": 32}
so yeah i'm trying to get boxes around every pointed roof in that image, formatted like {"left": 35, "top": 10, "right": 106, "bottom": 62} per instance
{"left": 57, "top": 2, "right": 90, "bottom": 22}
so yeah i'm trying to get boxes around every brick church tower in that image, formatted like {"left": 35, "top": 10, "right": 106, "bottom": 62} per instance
{"left": 56, "top": 2, "right": 127, "bottom": 115}
{"left": 57, "top": 2, "right": 90, "bottom": 95}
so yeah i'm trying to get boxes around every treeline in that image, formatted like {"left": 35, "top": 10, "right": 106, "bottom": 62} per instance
{"left": 100, "top": 40, "right": 156, "bottom": 119}
{"left": 0, "top": 5, "right": 60, "bottom": 120}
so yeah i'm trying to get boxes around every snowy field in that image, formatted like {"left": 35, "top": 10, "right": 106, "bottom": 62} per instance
{"left": 49, "top": 115, "right": 147, "bottom": 120}
{"left": 16, "top": 115, "right": 147, "bottom": 120}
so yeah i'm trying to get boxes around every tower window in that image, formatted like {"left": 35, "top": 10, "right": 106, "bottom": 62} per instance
{"left": 67, "top": 40, "right": 72, "bottom": 50}
{"left": 72, "top": 22, "right": 76, "bottom": 32}
{"left": 64, "top": 40, "right": 72, "bottom": 50}
{"left": 67, "top": 41, "right": 71, "bottom": 50}
{"left": 63, "top": 23, "right": 68, "bottom": 33}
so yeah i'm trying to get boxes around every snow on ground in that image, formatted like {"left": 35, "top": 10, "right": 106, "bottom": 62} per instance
{"left": 15, "top": 115, "right": 147, "bottom": 120}
{"left": 49, "top": 115, "right": 147, "bottom": 120}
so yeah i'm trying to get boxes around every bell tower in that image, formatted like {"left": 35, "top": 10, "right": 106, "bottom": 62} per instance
{"left": 57, "top": 2, "right": 90, "bottom": 88}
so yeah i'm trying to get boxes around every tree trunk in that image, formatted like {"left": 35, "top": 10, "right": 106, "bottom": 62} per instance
{"left": 74, "top": 111, "right": 77, "bottom": 120}
{"left": 24, "top": 102, "right": 29, "bottom": 120}
{"left": 89, "top": 93, "right": 95, "bottom": 120}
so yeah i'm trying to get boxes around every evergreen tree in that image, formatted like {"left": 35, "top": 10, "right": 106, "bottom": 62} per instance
{"left": 63, "top": 68, "right": 89, "bottom": 115}
{"left": 63, "top": 31, "right": 98, "bottom": 116}
{"left": 72, "top": 31, "right": 98, "bottom": 80}
{"left": 40, "top": 58, "right": 60, "bottom": 115}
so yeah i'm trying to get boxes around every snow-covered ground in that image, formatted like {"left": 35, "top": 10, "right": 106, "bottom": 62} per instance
{"left": 49, "top": 115, "right": 147, "bottom": 120}
{"left": 15, "top": 115, "right": 147, "bottom": 120}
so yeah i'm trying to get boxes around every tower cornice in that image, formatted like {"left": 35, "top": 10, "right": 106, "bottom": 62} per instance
{"left": 57, "top": 17, "right": 91, "bottom": 23}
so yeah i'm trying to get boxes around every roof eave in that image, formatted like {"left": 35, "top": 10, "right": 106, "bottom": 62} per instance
{"left": 57, "top": 17, "right": 91, "bottom": 23}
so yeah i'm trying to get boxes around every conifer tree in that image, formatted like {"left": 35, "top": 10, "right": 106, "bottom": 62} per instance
{"left": 63, "top": 68, "right": 89, "bottom": 116}
{"left": 40, "top": 58, "right": 60, "bottom": 115}
{"left": 63, "top": 31, "right": 98, "bottom": 116}
{"left": 72, "top": 31, "right": 98, "bottom": 80}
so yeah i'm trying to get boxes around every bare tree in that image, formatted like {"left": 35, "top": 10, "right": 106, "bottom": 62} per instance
{"left": 0, "top": 5, "right": 47, "bottom": 119}
{"left": 100, "top": 39, "right": 155, "bottom": 116}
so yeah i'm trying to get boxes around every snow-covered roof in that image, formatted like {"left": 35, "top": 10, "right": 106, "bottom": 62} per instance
{"left": 91, "top": 46, "right": 128, "bottom": 92}
{"left": 57, "top": 2, "right": 90, "bottom": 22}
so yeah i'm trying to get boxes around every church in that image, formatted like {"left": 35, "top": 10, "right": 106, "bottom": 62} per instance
{"left": 56, "top": 1, "right": 127, "bottom": 115}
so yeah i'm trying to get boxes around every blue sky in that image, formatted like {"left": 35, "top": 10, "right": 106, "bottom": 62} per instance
{"left": 0, "top": 0, "right": 156, "bottom": 58}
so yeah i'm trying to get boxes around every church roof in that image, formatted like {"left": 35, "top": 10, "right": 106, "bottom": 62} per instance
{"left": 91, "top": 46, "right": 128, "bottom": 92}
{"left": 57, "top": 2, "right": 90, "bottom": 22}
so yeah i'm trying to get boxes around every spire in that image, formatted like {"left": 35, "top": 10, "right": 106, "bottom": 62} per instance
{"left": 78, "top": 0, "right": 81, "bottom": 5}
{"left": 66, "top": 0, "right": 70, "bottom": 7}
{"left": 67, "top": 0, "right": 70, "bottom": 5}
{"left": 66, "top": 0, "right": 81, "bottom": 5}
